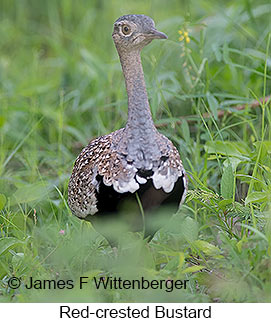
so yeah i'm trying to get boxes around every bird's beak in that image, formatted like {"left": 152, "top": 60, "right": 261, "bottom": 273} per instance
{"left": 146, "top": 28, "right": 168, "bottom": 40}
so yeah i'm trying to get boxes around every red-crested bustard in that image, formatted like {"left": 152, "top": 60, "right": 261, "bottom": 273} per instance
{"left": 68, "top": 14, "right": 187, "bottom": 242}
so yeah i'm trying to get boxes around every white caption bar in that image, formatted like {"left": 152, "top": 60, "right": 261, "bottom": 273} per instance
{"left": 0, "top": 303, "right": 269, "bottom": 322}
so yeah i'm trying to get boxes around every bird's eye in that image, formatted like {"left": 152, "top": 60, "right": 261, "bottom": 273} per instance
{"left": 121, "top": 24, "right": 131, "bottom": 35}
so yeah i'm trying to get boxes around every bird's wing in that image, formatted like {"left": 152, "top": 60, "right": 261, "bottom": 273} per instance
{"left": 68, "top": 130, "right": 187, "bottom": 218}
{"left": 68, "top": 133, "right": 114, "bottom": 218}
{"left": 152, "top": 141, "right": 187, "bottom": 195}
{"left": 68, "top": 129, "right": 136, "bottom": 217}
{"left": 104, "top": 133, "right": 187, "bottom": 200}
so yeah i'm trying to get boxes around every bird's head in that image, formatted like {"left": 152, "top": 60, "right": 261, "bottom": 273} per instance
{"left": 112, "top": 14, "right": 167, "bottom": 53}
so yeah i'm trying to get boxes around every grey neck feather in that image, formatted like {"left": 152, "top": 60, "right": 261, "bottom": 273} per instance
{"left": 118, "top": 49, "right": 160, "bottom": 168}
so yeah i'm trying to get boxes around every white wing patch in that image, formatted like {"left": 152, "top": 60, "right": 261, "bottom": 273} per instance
{"left": 112, "top": 177, "right": 139, "bottom": 193}
{"left": 136, "top": 175, "right": 147, "bottom": 184}
{"left": 107, "top": 159, "right": 182, "bottom": 195}
{"left": 152, "top": 164, "right": 180, "bottom": 193}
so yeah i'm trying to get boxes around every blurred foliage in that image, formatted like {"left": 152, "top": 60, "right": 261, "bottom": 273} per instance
{"left": 0, "top": 0, "right": 271, "bottom": 302}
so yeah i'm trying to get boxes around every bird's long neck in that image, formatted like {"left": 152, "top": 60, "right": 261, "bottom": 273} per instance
{"left": 118, "top": 49, "right": 159, "bottom": 165}
{"left": 120, "top": 50, "right": 155, "bottom": 130}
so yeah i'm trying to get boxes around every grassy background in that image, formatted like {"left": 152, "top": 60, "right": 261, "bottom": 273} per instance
{"left": 0, "top": 0, "right": 271, "bottom": 302}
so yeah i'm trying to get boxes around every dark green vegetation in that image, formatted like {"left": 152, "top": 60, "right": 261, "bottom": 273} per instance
{"left": 0, "top": 0, "right": 271, "bottom": 302}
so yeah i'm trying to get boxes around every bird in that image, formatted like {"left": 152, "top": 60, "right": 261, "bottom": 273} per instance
{"left": 68, "top": 14, "right": 187, "bottom": 243}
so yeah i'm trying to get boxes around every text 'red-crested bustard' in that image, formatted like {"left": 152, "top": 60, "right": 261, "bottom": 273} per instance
{"left": 68, "top": 14, "right": 187, "bottom": 241}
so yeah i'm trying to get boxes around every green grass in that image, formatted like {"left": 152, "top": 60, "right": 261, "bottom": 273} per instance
{"left": 0, "top": 0, "right": 271, "bottom": 302}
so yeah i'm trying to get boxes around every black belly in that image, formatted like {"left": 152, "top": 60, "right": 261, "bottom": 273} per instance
{"left": 96, "top": 174, "right": 185, "bottom": 213}
{"left": 85, "top": 174, "right": 186, "bottom": 244}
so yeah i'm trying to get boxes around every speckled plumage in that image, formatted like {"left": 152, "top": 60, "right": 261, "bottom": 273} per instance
{"left": 68, "top": 14, "right": 187, "bottom": 232}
